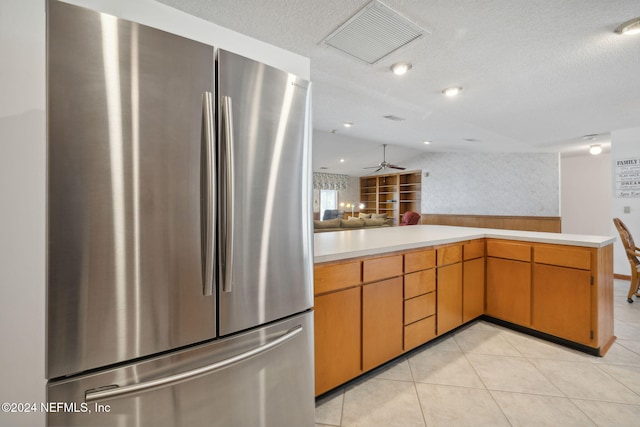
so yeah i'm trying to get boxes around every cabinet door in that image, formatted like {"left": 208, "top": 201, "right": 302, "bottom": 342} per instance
{"left": 532, "top": 263, "right": 591, "bottom": 345}
{"left": 486, "top": 257, "right": 531, "bottom": 326}
{"left": 463, "top": 258, "right": 485, "bottom": 322}
{"left": 437, "top": 263, "right": 463, "bottom": 334}
{"left": 314, "top": 287, "right": 361, "bottom": 395}
{"left": 363, "top": 277, "right": 403, "bottom": 371}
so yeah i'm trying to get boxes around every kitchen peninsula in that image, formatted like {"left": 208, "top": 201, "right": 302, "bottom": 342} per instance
{"left": 313, "top": 225, "right": 616, "bottom": 396}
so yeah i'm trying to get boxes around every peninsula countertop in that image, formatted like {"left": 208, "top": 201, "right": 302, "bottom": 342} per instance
{"left": 313, "top": 225, "right": 616, "bottom": 263}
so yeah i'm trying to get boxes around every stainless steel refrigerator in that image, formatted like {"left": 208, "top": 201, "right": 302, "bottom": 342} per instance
{"left": 46, "top": 1, "right": 314, "bottom": 426}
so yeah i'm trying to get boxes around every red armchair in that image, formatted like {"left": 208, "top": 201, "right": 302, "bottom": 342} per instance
{"left": 400, "top": 211, "right": 420, "bottom": 226}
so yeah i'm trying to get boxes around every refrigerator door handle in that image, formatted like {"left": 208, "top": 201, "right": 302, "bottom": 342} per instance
{"left": 84, "top": 325, "right": 303, "bottom": 403}
{"left": 202, "top": 92, "right": 216, "bottom": 296}
{"left": 221, "top": 95, "right": 235, "bottom": 293}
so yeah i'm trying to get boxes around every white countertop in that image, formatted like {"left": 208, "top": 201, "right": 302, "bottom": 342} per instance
{"left": 313, "top": 225, "right": 616, "bottom": 263}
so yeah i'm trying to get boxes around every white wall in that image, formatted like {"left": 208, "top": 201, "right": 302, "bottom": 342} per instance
{"left": 0, "top": 1, "right": 309, "bottom": 426}
{"left": 402, "top": 152, "right": 560, "bottom": 216}
{"left": 611, "top": 127, "right": 640, "bottom": 276}
{"left": 0, "top": 1, "right": 47, "bottom": 426}
{"left": 560, "top": 153, "right": 612, "bottom": 235}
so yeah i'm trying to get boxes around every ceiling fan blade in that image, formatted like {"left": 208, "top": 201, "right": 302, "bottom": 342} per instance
{"left": 389, "top": 165, "right": 406, "bottom": 170}
{"left": 363, "top": 166, "right": 381, "bottom": 169}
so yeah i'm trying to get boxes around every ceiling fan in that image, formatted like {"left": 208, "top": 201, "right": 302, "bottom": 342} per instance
{"left": 363, "top": 144, "right": 406, "bottom": 172}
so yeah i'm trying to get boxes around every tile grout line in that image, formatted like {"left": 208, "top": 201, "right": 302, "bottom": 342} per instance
{"left": 406, "top": 354, "right": 429, "bottom": 427}
{"left": 455, "top": 328, "right": 515, "bottom": 426}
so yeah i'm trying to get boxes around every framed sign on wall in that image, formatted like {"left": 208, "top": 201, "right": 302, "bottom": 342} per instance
{"left": 615, "top": 157, "right": 640, "bottom": 198}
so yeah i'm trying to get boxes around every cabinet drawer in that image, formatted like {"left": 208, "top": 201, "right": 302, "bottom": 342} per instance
{"left": 404, "top": 316, "right": 436, "bottom": 351}
{"left": 437, "top": 245, "right": 462, "bottom": 266}
{"left": 404, "top": 293, "right": 436, "bottom": 325}
{"left": 314, "top": 261, "right": 361, "bottom": 294}
{"left": 363, "top": 255, "right": 403, "bottom": 283}
{"left": 404, "top": 249, "right": 436, "bottom": 273}
{"left": 464, "top": 239, "right": 485, "bottom": 260}
{"left": 487, "top": 240, "right": 531, "bottom": 262}
{"left": 404, "top": 269, "right": 436, "bottom": 299}
{"left": 533, "top": 245, "right": 591, "bottom": 270}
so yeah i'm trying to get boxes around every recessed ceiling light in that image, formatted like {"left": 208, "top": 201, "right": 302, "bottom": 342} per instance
{"left": 423, "top": 141, "right": 431, "bottom": 145}
{"left": 344, "top": 122, "right": 353, "bottom": 128}
{"left": 589, "top": 144, "right": 602, "bottom": 155}
{"left": 442, "top": 86, "right": 462, "bottom": 97}
{"left": 340, "top": 159, "right": 345, "bottom": 163}
{"left": 615, "top": 17, "right": 640, "bottom": 35}
{"left": 390, "top": 62, "right": 412, "bottom": 75}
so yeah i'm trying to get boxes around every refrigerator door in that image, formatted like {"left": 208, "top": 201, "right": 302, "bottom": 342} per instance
{"left": 47, "top": 0, "right": 217, "bottom": 379}
{"left": 47, "top": 312, "right": 315, "bottom": 427}
{"left": 217, "top": 50, "right": 314, "bottom": 336}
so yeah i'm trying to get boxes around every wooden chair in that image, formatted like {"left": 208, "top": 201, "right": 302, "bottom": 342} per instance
{"left": 613, "top": 218, "right": 640, "bottom": 303}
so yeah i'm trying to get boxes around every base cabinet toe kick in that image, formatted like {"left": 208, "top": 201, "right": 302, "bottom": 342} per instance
{"left": 313, "top": 232, "right": 615, "bottom": 396}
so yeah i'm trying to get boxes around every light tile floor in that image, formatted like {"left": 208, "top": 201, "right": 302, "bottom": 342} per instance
{"left": 315, "top": 279, "right": 640, "bottom": 427}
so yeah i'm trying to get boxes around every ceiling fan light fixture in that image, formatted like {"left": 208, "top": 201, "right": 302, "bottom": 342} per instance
{"left": 363, "top": 144, "right": 406, "bottom": 171}
{"left": 390, "top": 62, "right": 412, "bottom": 75}
{"left": 589, "top": 144, "right": 602, "bottom": 155}
{"left": 442, "top": 86, "right": 462, "bottom": 97}
{"left": 615, "top": 17, "right": 640, "bottom": 35}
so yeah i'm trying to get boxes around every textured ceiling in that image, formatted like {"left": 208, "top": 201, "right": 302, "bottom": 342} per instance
{"left": 157, "top": 0, "right": 640, "bottom": 175}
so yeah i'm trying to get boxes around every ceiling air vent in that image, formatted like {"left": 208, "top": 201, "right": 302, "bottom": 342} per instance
{"left": 322, "top": 0, "right": 426, "bottom": 64}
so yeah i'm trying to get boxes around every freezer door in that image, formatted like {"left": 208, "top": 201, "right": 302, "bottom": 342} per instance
{"left": 217, "top": 49, "right": 314, "bottom": 335}
{"left": 47, "top": 0, "right": 216, "bottom": 379}
{"left": 47, "top": 312, "right": 315, "bottom": 427}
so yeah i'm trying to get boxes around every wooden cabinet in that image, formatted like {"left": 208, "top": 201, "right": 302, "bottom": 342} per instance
{"left": 486, "top": 240, "right": 532, "bottom": 326}
{"left": 463, "top": 240, "right": 485, "bottom": 322}
{"left": 363, "top": 277, "right": 404, "bottom": 370}
{"left": 532, "top": 245, "right": 592, "bottom": 345}
{"left": 361, "top": 253, "right": 404, "bottom": 371}
{"left": 403, "top": 249, "right": 437, "bottom": 350}
{"left": 359, "top": 171, "right": 421, "bottom": 224}
{"left": 437, "top": 263, "right": 463, "bottom": 334}
{"left": 314, "top": 236, "right": 614, "bottom": 396}
{"left": 436, "top": 244, "right": 463, "bottom": 335}
{"left": 314, "top": 287, "right": 362, "bottom": 395}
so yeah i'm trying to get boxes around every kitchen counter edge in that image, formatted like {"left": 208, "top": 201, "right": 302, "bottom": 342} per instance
{"left": 313, "top": 225, "right": 615, "bottom": 264}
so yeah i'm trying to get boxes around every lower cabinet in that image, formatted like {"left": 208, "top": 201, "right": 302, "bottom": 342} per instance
{"left": 363, "top": 277, "right": 404, "bottom": 371}
{"left": 486, "top": 257, "right": 531, "bottom": 326}
{"left": 314, "top": 238, "right": 613, "bottom": 395}
{"left": 437, "top": 263, "right": 463, "bottom": 334}
{"left": 463, "top": 257, "right": 485, "bottom": 322}
{"left": 314, "top": 287, "right": 362, "bottom": 396}
{"left": 532, "top": 263, "right": 591, "bottom": 345}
